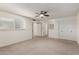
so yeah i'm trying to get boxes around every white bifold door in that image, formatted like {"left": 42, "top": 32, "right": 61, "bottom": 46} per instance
{"left": 33, "top": 22, "right": 48, "bottom": 37}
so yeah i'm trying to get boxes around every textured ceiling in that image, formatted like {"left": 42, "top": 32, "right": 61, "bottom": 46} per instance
{"left": 0, "top": 3, "right": 79, "bottom": 20}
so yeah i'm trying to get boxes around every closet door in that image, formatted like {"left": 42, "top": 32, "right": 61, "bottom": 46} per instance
{"left": 33, "top": 22, "right": 42, "bottom": 37}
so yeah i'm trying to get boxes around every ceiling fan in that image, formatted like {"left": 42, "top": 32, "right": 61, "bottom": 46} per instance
{"left": 35, "top": 11, "right": 50, "bottom": 18}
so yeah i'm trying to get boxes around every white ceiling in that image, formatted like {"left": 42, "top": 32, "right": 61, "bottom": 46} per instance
{"left": 0, "top": 3, "right": 79, "bottom": 20}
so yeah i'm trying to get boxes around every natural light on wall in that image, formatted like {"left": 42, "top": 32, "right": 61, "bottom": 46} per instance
{"left": 0, "top": 11, "right": 27, "bottom": 31}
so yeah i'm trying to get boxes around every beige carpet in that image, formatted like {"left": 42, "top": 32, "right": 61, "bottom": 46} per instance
{"left": 0, "top": 37, "right": 79, "bottom": 55}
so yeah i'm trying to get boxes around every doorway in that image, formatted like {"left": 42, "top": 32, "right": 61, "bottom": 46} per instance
{"left": 32, "top": 21, "right": 48, "bottom": 39}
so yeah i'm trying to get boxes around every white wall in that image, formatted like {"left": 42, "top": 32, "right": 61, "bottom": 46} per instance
{"left": 33, "top": 22, "right": 37, "bottom": 36}
{"left": 36, "top": 23, "right": 42, "bottom": 36}
{"left": 77, "top": 14, "right": 79, "bottom": 44}
{"left": 48, "top": 16, "right": 76, "bottom": 41}
{"left": 57, "top": 16, "right": 76, "bottom": 41}
{"left": 0, "top": 11, "right": 32, "bottom": 47}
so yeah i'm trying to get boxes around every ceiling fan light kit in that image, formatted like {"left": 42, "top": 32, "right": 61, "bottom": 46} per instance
{"left": 35, "top": 11, "right": 50, "bottom": 18}
{"left": 39, "top": 14, "right": 44, "bottom": 18}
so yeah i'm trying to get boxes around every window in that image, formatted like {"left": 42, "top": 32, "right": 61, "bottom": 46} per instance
{"left": 0, "top": 17, "right": 26, "bottom": 30}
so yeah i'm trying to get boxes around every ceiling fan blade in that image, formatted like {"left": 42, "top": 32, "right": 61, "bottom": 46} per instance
{"left": 44, "top": 14, "right": 49, "bottom": 16}
{"left": 41, "top": 11, "right": 44, "bottom": 14}
{"left": 33, "top": 19, "right": 36, "bottom": 21}
{"left": 44, "top": 12, "right": 47, "bottom": 14}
